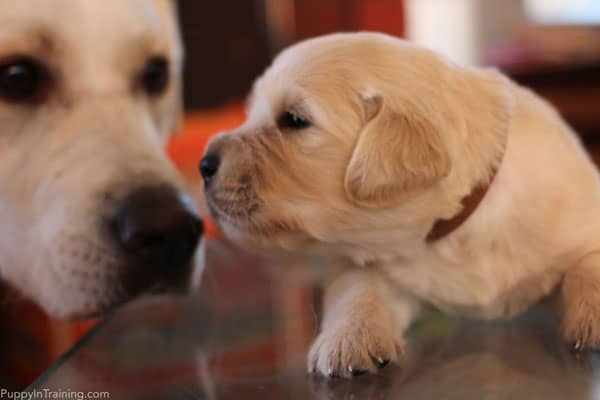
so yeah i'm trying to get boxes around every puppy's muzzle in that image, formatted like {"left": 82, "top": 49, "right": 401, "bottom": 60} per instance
{"left": 111, "top": 186, "right": 203, "bottom": 292}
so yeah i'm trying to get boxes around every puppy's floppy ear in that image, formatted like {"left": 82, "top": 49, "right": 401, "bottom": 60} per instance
{"left": 344, "top": 92, "right": 451, "bottom": 207}
{"left": 344, "top": 66, "right": 513, "bottom": 208}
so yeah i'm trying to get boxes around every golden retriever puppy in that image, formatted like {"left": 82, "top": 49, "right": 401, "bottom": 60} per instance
{"left": 200, "top": 32, "right": 600, "bottom": 378}
{"left": 0, "top": 0, "right": 202, "bottom": 319}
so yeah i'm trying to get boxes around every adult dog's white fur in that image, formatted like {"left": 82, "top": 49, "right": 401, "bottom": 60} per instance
{"left": 0, "top": 0, "right": 189, "bottom": 318}
{"left": 203, "top": 32, "right": 600, "bottom": 378}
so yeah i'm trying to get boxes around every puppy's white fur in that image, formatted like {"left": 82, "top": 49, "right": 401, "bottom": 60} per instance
{"left": 0, "top": 0, "right": 187, "bottom": 318}
{"left": 204, "top": 32, "right": 600, "bottom": 378}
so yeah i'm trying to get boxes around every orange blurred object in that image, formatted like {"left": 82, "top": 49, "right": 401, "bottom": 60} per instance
{"left": 294, "top": 0, "right": 405, "bottom": 41}
{"left": 0, "top": 281, "right": 100, "bottom": 390}
{"left": 168, "top": 102, "right": 246, "bottom": 238}
{"left": 167, "top": 102, "right": 245, "bottom": 177}
{"left": 355, "top": 0, "right": 405, "bottom": 37}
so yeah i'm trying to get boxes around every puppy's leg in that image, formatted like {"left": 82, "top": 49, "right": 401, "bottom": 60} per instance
{"left": 560, "top": 251, "right": 600, "bottom": 349}
{"left": 308, "top": 269, "right": 419, "bottom": 378}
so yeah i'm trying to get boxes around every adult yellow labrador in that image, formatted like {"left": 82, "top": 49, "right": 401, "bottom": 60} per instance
{"left": 201, "top": 32, "right": 600, "bottom": 378}
{"left": 0, "top": 0, "right": 202, "bottom": 319}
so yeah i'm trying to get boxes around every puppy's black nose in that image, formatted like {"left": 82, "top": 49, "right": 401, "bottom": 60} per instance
{"left": 113, "top": 186, "right": 202, "bottom": 271}
{"left": 199, "top": 153, "right": 220, "bottom": 184}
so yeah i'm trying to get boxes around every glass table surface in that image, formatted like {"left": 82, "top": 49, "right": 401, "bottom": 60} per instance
{"left": 29, "top": 240, "right": 600, "bottom": 400}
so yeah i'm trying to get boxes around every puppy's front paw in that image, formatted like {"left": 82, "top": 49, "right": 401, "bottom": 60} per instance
{"left": 561, "top": 263, "right": 600, "bottom": 351}
{"left": 561, "top": 299, "right": 600, "bottom": 351}
{"left": 307, "top": 320, "right": 403, "bottom": 378}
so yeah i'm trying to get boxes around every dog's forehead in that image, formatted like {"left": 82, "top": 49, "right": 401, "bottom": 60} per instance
{"left": 254, "top": 37, "right": 371, "bottom": 108}
{"left": 259, "top": 34, "right": 384, "bottom": 96}
{"left": 0, "top": 0, "right": 178, "bottom": 56}
{"left": 265, "top": 33, "right": 445, "bottom": 85}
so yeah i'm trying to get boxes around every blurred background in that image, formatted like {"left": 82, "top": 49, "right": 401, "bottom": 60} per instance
{"left": 3, "top": 0, "right": 600, "bottom": 391}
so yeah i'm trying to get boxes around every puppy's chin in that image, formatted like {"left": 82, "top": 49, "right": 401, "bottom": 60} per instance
{"left": 210, "top": 213, "right": 311, "bottom": 253}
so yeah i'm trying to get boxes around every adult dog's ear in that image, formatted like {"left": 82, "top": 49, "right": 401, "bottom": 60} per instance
{"left": 344, "top": 93, "right": 451, "bottom": 207}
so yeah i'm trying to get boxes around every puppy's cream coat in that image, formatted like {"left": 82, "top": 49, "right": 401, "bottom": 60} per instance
{"left": 0, "top": 0, "right": 200, "bottom": 319}
{"left": 203, "top": 32, "right": 600, "bottom": 378}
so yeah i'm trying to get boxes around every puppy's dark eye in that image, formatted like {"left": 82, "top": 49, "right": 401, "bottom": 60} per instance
{"left": 0, "top": 59, "right": 47, "bottom": 103}
{"left": 141, "top": 56, "right": 169, "bottom": 96}
{"left": 277, "top": 111, "right": 311, "bottom": 130}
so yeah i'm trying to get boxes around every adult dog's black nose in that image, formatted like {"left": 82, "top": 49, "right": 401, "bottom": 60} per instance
{"left": 199, "top": 153, "right": 220, "bottom": 184}
{"left": 113, "top": 186, "right": 202, "bottom": 270}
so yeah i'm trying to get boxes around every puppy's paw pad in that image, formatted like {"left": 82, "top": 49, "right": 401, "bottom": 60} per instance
{"left": 307, "top": 323, "right": 402, "bottom": 379}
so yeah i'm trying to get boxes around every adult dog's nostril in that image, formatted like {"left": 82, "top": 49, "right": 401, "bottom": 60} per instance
{"left": 113, "top": 186, "right": 203, "bottom": 270}
{"left": 199, "top": 153, "right": 220, "bottom": 184}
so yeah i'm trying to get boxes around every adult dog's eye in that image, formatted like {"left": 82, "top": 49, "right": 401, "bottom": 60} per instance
{"left": 0, "top": 59, "right": 46, "bottom": 103}
{"left": 277, "top": 111, "right": 311, "bottom": 130}
{"left": 140, "top": 56, "right": 169, "bottom": 96}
